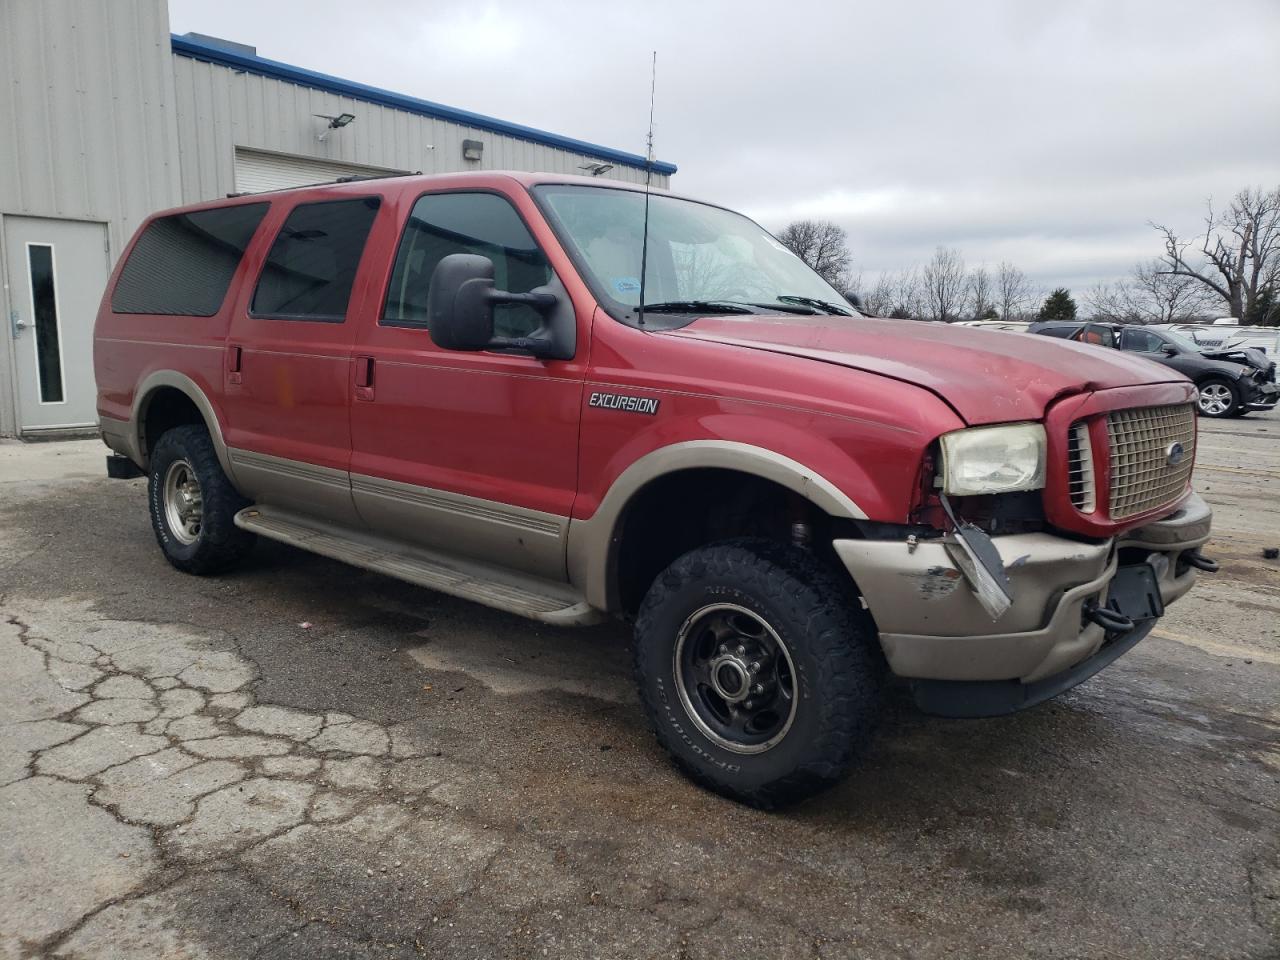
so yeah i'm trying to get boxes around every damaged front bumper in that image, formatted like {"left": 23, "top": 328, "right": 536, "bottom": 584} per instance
{"left": 1243, "top": 379, "right": 1278, "bottom": 411}
{"left": 834, "top": 492, "right": 1213, "bottom": 717}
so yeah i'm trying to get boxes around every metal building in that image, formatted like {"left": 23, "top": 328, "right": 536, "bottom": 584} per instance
{"left": 0, "top": 0, "right": 676, "bottom": 438}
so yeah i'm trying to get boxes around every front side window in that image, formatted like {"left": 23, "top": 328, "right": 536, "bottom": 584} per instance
{"left": 1121, "top": 328, "right": 1162, "bottom": 352}
{"left": 533, "top": 184, "right": 856, "bottom": 328}
{"left": 112, "top": 203, "right": 268, "bottom": 316}
{"left": 252, "top": 198, "right": 380, "bottom": 321}
{"left": 383, "top": 192, "right": 552, "bottom": 338}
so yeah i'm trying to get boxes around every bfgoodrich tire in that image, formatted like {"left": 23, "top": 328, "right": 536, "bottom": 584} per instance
{"left": 633, "top": 538, "right": 885, "bottom": 808}
{"left": 148, "top": 425, "right": 255, "bottom": 575}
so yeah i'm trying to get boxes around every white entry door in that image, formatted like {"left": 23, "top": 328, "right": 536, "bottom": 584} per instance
{"left": 5, "top": 217, "right": 109, "bottom": 432}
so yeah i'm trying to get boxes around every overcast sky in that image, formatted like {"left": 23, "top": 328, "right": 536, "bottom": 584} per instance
{"left": 170, "top": 0, "right": 1280, "bottom": 296}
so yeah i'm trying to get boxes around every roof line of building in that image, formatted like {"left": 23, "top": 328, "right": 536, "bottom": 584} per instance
{"left": 170, "top": 34, "right": 678, "bottom": 176}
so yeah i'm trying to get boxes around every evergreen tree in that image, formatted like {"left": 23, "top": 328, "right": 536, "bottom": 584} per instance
{"left": 1038, "top": 288, "right": 1078, "bottom": 323}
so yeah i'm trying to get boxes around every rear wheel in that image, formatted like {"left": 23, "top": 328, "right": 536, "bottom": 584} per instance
{"left": 633, "top": 538, "right": 885, "bottom": 808}
{"left": 148, "top": 425, "right": 255, "bottom": 574}
{"left": 1196, "top": 377, "right": 1239, "bottom": 418}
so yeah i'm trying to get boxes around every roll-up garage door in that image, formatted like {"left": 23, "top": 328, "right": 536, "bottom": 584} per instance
{"left": 233, "top": 148, "right": 407, "bottom": 194}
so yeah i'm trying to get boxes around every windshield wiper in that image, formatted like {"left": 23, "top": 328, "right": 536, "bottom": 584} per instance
{"left": 773, "top": 294, "right": 855, "bottom": 317}
{"left": 636, "top": 300, "right": 758, "bottom": 315}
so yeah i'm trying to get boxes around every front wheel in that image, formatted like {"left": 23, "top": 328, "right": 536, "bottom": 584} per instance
{"left": 1197, "top": 377, "right": 1240, "bottom": 418}
{"left": 633, "top": 539, "right": 885, "bottom": 808}
{"left": 148, "top": 425, "right": 255, "bottom": 575}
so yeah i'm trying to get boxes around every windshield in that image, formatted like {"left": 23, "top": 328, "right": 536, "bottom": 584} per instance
{"left": 1162, "top": 329, "right": 1203, "bottom": 352}
{"left": 533, "top": 184, "right": 857, "bottom": 326}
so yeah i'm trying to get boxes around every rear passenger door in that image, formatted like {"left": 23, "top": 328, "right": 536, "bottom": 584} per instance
{"left": 347, "top": 189, "right": 585, "bottom": 580}
{"left": 222, "top": 195, "right": 382, "bottom": 525}
{"left": 1073, "top": 323, "right": 1117, "bottom": 348}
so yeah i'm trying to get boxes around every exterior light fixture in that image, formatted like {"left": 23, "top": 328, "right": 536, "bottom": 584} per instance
{"left": 579, "top": 162, "right": 614, "bottom": 176}
{"left": 314, "top": 112, "right": 356, "bottom": 141}
{"left": 461, "top": 139, "right": 484, "bottom": 162}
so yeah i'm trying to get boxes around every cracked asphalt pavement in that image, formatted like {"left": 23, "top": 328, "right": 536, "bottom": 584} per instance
{"left": 1, "top": 415, "right": 1278, "bottom": 959}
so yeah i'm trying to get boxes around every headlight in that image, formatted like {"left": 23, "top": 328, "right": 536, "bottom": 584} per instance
{"left": 939, "top": 423, "right": 1046, "bottom": 496}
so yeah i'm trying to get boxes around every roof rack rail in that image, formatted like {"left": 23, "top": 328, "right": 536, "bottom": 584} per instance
{"left": 224, "top": 169, "right": 423, "bottom": 199}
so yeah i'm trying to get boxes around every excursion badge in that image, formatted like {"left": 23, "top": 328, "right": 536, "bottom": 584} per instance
{"left": 588, "top": 391, "right": 660, "bottom": 416}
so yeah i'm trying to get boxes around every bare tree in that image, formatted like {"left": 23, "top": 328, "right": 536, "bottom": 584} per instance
{"left": 1130, "top": 260, "right": 1215, "bottom": 323}
{"left": 996, "top": 261, "right": 1034, "bottom": 322}
{"left": 1086, "top": 261, "right": 1216, "bottom": 325}
{"left": 862, "top": 272, "right": 896, "bottom": 317}
{"left": 1152, "top": 185, "right": 1280, "bottom": 319}
{"left": 921, "top": 246, "right": 967, "bottom": 321}
{"left": 843, "top": 269, "right": 865, "bottom": 307}
{"left": 1084, "top": 281, "right": 1142, "bottom": 324}
{"left": 889, "top": 268, "right": 926, "bottom": 319}
{"left": 966, "top": 266, "right": 995, "bottom": 320}
{"left": 776, "top": 220, "right": 853, "bottom": 291}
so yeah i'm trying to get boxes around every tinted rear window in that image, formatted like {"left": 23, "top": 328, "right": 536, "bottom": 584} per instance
{"left": 251, "top": 198, "right": 381, "bottom": 321}
{"left": 111, "top": 204, "right": 268, "bottom": 316}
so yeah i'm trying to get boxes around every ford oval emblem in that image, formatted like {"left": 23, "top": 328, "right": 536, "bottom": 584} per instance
{"left": 1166, "top": 441, "right": 1186, "bottom": 466}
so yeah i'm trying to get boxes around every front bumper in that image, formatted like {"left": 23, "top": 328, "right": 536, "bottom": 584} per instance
{"left": 1244, "top": 380, "right": 1278, "bottom": 410}
{"left": 834, "top": 492, "right": 1213, "bottom": 707}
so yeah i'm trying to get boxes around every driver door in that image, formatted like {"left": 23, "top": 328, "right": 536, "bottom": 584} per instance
{"left": 347, "top": 188, "right": 587, "bottom": 580}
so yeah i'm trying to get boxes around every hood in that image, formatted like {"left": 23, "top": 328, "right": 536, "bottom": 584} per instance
{"left": 1200, "top": 344, "right": 1275, "bottom": 377}
{"left": 661, "top": 314, "right": 1187, "bottom": 425}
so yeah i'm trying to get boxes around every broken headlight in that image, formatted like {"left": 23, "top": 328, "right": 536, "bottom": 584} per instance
{"left": 938, "top": 423, "right": 1047, "bottom": 496}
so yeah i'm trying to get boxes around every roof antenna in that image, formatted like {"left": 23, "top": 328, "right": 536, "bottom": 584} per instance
{"left": 637, "top": 50, "right": 657, "bottom": 329}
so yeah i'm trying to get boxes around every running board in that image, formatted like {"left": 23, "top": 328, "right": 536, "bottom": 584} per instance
{"left": 234, "top": 506, "right": 604, "bottom": 627}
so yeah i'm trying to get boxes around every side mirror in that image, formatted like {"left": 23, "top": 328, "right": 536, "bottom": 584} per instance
{"left": 1161, "top": 343, "right": 1178, "bottom": 355}
{"left": 426, "top": 253, "right": 558, "bottom": 354}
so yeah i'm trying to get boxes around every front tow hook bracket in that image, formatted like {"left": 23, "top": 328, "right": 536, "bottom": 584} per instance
{"left": 1185, "top": 551, "right": 1219, "bottom": 573}
{"left": 1084, "top": 602, "right": 1134, "bottom": 634}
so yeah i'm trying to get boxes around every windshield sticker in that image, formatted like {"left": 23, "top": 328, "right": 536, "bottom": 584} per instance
{"left": 764, "top": 236, "right": 798, "bottom": 257}
{"left": 612, "top": 277, "right": 641, "bottom": 295}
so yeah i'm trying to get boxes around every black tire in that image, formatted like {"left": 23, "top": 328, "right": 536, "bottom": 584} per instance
{"left": 633, "top": 538, "right": 885, "bottom": 808}
{"left": 1196, "top": 377, "right": 1240, "bottom": 418}
{"left": 148, "top": 424, "right": 255, "bottom": 575}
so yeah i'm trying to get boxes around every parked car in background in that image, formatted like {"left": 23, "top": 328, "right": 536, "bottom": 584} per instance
{"left": 1030, "top": 321, "right": 1278, "bottom": 418}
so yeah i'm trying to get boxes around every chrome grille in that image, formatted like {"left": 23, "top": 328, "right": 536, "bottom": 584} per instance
{"left": 1106, "top": 404, "right": 1196, "bottom": 519}
{"left": 1066, "top": 421, "right": 1096, "bottom": 512}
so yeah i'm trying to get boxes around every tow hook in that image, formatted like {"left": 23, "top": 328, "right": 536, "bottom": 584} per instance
{"left": 1083, "top": 602, "right": 1134, "bottom": 634}
{"left": 1185, "top": 551, "right": 1219, "bottom": 573}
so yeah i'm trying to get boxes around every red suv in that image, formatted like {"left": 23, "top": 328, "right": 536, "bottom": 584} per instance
{"left": 95, "top": 172, "right": 1215, "bottom": 806}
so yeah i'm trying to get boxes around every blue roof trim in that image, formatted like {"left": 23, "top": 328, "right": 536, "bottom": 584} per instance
{"left": 170, "top": 35, "right": 677, "bottom": 176}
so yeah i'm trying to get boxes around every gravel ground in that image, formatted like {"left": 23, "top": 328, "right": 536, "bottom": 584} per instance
{"left": 0, "top": 413, "right": 1277, "bottom": 960}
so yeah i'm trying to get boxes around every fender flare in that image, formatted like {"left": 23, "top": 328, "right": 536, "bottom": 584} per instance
{"left": 566, "top": 440, "right": 867, "bottom": 612}
{"left": 130, "top": 371, "right": 236, "bottom": 481}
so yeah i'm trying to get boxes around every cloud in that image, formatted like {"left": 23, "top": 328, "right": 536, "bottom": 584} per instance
{"left": 169, "top": 0, "right": 1280, "bottom": 294}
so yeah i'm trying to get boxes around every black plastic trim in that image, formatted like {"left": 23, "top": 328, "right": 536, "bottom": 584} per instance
{"left": 106, "top": 455, "right": 145, "bottom": 480}
{"left": 910, "top": 621, "right": 1155, "bottom": 718}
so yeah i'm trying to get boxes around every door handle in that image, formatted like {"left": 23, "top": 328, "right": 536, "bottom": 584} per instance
{"left": 10, "top": 311, "right": 28, "bottom": 337}
{"left": 227, "top": 344, "right": 242, "bottom": 384}
{"left": 355, "top": 355, "right": 374, "bottom": 401}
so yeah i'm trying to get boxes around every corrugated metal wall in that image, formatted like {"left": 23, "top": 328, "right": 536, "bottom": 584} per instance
{"left": 0, "top": 0, "right": 182, "bottom": 436}
{"left": 0, "top": 0, "right": 182, "bottom": 248}
{"left": 170, "top": 54, "right": 669, "bottom": 204}
{"left": 0, "top": 1, "right": 670, "bottom": 435}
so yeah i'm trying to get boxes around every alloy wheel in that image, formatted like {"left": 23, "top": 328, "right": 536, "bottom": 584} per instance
{"left": 1198, "top": 383, "right": 1233, "bottom": 416}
